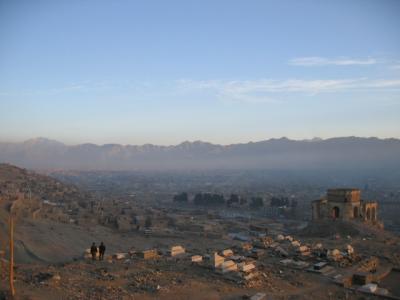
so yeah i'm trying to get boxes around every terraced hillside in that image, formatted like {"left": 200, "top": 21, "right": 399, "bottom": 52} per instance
{"left": 0, "top": 164, "right": 102, "bottom": 263}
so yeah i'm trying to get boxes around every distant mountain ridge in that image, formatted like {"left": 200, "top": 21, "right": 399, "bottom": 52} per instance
{"left": 0, "top": 137, "right": 399, "bottom": 171}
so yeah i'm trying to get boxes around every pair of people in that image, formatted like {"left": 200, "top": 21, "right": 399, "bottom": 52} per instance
{"left": 90, "top": 242, "right": 106, "bottom": 260}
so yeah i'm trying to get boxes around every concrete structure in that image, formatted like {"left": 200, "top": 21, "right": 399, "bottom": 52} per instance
{"left": 222, "top": 249, "right": 233, "bottom": 257}
{"left": 138, "top": 249, "right": 158, "bottom": 259}
{"left": 220, "top": 260, "right": 237, "bottom": 273}
{"left": 238, "top": 262, "right": 256, "bottom": 273}
{"left": 113, "top": 252, "right": 128, "bottom": 260}
{"left": 250, "top": 293, "right": 267, "bottom": 300}
{"left": 170, "top": 245, "right": 185, "bottom": 257}
{"left": 213, "top": 252, "right": 225, "bottom": 268}
{"left": 191, "top": 255, "right": 203, "bottom": 263}
{"left": 312, "top": 189, "right": 379, "bottom": 224}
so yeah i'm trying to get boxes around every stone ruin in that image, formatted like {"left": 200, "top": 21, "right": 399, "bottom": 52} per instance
{"left": 312, "top": 188, "right": 382, "bottom": 226}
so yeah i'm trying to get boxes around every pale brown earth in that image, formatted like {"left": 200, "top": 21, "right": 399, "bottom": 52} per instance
{"left": 3, "top": 254, "right": 366, "bottom": 300}
{"left": 0, "top": 164, "right": 400, "bottom": 299}
{"left": 1, "top": 218, "right": 397, "bottom": 300}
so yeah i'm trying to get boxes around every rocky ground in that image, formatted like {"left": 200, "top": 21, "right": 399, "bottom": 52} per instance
{"left": 1, "top": 164, "right": 399, "bottom": 300}
{"left": 0, "top": 253, "right": 363, "bottom": 300}
{"left": 0, "top": 220, "right": 398, "bottom": 300}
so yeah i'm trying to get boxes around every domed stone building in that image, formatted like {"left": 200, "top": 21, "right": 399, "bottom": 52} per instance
{"left": 312, "top": 188, "right": 380, "bottom": 224}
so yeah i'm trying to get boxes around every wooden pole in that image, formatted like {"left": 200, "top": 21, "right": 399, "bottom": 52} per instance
{"left": 9, "top": 216, "right": 15, "bottom": 297}
{"left": 0, "top": 232, "right": 3, "bottom": 284}
{"left": 0, "top": 225, "right": 5, "bottom": 286}
{"left": 0, "top": 248, "right": 1, "bottom": 288}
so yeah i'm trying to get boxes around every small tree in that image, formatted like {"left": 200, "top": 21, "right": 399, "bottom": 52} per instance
{"left": 227, "top": 194, "right": 240, "bottom": 207}
{"left": 270, "top": 196, "right": 289, "bottom": 207}
{"left": 167, "top": 217, "right": 176, "bottom": 228}
{"left": 173, "top": 192, "right": 188, "bottom": 203}
{"left": 250, "top": 197, "right": 264, "bottom": 209}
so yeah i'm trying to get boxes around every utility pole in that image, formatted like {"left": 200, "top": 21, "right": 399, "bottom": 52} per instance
{"left": 9, "top": 215, "right": 15, "bottom": 297}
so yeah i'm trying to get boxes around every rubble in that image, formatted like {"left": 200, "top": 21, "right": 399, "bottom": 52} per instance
{"left": 130, "top": 269, "right": 165, "bottom": 293}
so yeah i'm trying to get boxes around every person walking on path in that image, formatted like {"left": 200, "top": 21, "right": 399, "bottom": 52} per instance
{"left": 90, "top": 242, "right": 98, "bottom": 261}
{"left": 99, "top": 242, "right": 106, "bottom": 260}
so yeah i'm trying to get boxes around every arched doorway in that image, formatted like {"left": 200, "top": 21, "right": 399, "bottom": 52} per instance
{"left": 366, "top": 208, "right": 371, "bottom": 220}
{"left": 332, "top": 206, "right": 340, "bottom": 219}
{"left": 353, "top": 206, "right": 359, "bottom": 218}
{"left": 371, "top": 207, "right": 376, "bottom": 221}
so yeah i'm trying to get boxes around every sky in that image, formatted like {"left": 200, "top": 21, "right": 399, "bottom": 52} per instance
{"left": 0, "top": 0, "right": 399, "bottom": 145}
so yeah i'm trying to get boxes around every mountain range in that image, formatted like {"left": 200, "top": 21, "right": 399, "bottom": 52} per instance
{"left": 0, "top": 137, "right": 399, "bottom": 171}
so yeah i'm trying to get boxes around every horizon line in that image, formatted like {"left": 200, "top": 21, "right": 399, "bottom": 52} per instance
{"left": 0, "top": 135, "right": 399, "bottom": 147}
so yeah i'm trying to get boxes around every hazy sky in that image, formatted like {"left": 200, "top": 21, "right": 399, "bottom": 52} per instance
{"left": 0, "top": 0, "right": 399, "bottom": 145}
